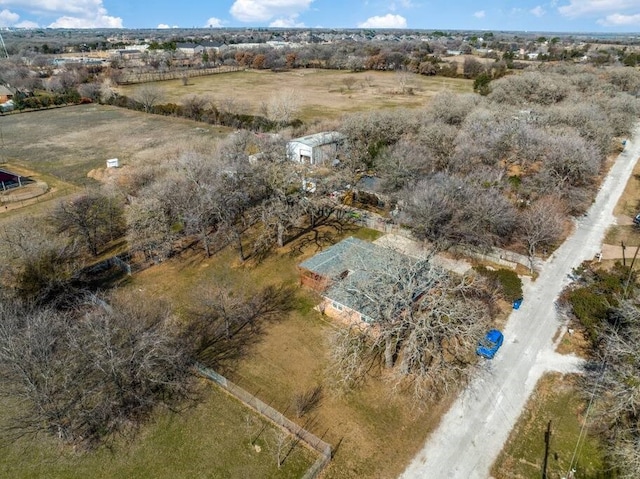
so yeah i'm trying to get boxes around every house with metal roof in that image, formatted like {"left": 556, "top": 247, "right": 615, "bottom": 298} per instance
{"left": 286, "top": 131, "right": 346, "bottom": 165}
{"left": 298, "top": 236, "right": 416, "bottom": 325}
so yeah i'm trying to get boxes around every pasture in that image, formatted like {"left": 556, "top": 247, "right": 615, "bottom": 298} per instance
{"left": 0, "top": 383, "right": 315, "bottom": 479}
{"left": 0, "top": 104, "right": 230, "bottom": 186}
{"left": 117, "top": 69, "right": 473, "bottom": 123}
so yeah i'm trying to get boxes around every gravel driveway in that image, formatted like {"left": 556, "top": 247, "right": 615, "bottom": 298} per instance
{"left": 400, "top": 128, "right": 640, "bottom": 479}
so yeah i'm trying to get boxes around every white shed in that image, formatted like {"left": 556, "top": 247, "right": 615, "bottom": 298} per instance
{"left": 106, "top": 158, "right": 119, "bottom": 168}
{"left": 286, "top": 131, "right": 346, "bottom": 165}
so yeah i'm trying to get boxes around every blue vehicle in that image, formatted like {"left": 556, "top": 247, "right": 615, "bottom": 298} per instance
{"left": 476, "top": 329, "right": 504, "bottom": 359}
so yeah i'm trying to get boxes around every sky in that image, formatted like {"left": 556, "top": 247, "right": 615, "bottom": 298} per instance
{"left": 0, "top": 0, "right": 640, "bottom": 33}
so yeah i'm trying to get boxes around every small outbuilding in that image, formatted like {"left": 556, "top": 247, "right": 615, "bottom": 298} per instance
{"left": 106, "top": 158, "right": 119, "bottom": 168}
{"left": 286, "top": 131, "right": 346, "bottom": 165}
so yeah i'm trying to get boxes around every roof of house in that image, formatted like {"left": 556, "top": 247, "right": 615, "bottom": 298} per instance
{"left": 300, "top": 237, "right": 415, "bottom": 321}
{"left": 176, "top": 42, "right": 201, "bottom": 49}
{"left": 0, "top": 85, "right": 14, "bottom": 96}
{"left": 288, "top": 131, "right": 346, "bottom": 148}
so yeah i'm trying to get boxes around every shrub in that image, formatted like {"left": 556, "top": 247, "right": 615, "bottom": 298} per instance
{"left": 475, "top": 265, "right": 523, "bottom": 301}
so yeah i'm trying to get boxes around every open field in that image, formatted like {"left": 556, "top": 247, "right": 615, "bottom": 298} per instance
{"left": 492, "top": 374, "right": 609, "bottom": 479}
{"left": 117, "top": 69, "right": 473, "bottom": 123}
{"left": 0, "top": 104, "right": 230, "bottom": 186}
{"left": 0, "top": 383, "right": 315, "bottom": 479}
{"left": 129, "top": 227, "right": 453, "bottom": 479}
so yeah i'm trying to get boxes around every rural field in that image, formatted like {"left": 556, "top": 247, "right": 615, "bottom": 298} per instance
{"left": 129, "top": 226, "right": 452, "bottom": 479}
{"left": 0, "top": 105, "right": 450, "bottom": 478}
{"left": 0, "top": 104, "right": 230, "bottom": 186}
{"left": 492, "top": 374, "right": 607, "bottom": 479}
{"left": 117, "top": 69, "right": 473, "bottom": 123}
{"left": 0, "top": 383, "right": 315, "bottom": 479}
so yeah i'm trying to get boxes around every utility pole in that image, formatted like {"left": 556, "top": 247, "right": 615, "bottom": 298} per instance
{"left": 622, "top": 241, "right": 626, "bottom": 266}
{"left": 542, "top": 420, "right": 552, "bottom": 479}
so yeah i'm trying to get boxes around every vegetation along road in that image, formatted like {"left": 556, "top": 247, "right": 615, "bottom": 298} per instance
{"left": 401, "top": 126, "right": 640, "bottom": 479}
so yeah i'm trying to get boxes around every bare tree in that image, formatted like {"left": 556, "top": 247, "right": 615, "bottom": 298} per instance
{"left": 126, "top": 194, "right": 178, "bottom": 263}
{"left": 134, "top": 84, "right": 164, "bottom": 113}
{"left": 0, "top": 292, "right": 194, "bottom": 448}
{"left": 180, "top": 94, "right": 210, "bottom": 120}
{"left": 0, "top": 218, "right": 81, "bottom": 305}
{"left": 77, "top": 82, "right": 101, "bottom": 102}
{"left": 341, "top": 76, "right": 357, "bottom": 91}
{"left": 328, "top": 247, "right": 492, "bottom": 399}
{"left": 402, "top": 173, "right": 517, "bottom": 249}
{"left": 462, "top": 57, "right": 485, "bottom": 79}
{"left": 518, "top": 196, "right": 566, "bottom": 272}
{"left": 186, "top": 283, "right": 296, "bottom": 367}
{"left": 584, "top": 300, "right": 640, "bottom": 478}
{"left": 261, "top": 89, "right": 300, "bottom": 125}
{"left": 51, "top": 191, "right": 125, "bottom": 256}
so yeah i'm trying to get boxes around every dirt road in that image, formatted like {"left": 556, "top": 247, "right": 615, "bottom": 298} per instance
{"left": 400, "top": 129, "right": 640, "bottom": 479}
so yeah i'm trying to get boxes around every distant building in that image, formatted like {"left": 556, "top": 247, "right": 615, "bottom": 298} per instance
{"left": 176, "top": 42, "right": 204, "bottom": 56}
{"left": 0, "top": 85, "right": 14, "bottom": 103}
{"left": 286, "top": 131, "right": 346, "bottom": 165}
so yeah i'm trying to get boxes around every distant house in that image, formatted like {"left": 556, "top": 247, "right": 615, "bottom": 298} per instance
{"left": 286, "top": 131, "right": 346, "bottom": 165}
{"left": 0, "top": 85, "right": 14, "bottom": 103}
{"left": 298, "top": 237, "right": 415, "bottom": 325}
{"left": 201, "top": 41, "right": 224, "bottom": 53}
{"left": 176, "top": 42, "right": 204, "bottom": 56}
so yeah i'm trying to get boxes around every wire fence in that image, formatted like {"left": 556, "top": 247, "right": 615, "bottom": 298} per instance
{"left": 196, "top": 363, "right": 332, "bottom": 479}
{"left": 117, "top": 66, "right": 242, "bottom": 85}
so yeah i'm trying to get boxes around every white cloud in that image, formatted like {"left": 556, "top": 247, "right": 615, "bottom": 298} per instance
{"left": 473, "top": 10, "right": 485, "bottom": 19}
{"left": 230, "top": 0, "right": 313, "bottom": 22}
{"left": 530, "top": 5, "right": 546, "bottom": 17}
{"left": 358, "top": 13, "right": 407, "bottom": 28}
{"left": 269, "top": 15, "right": 305, "bottom": 27}
{"left": 157, "top": 23, "right": 179, "bottom": 29}
{"left": 597, "top": 12, "right": 640, "bottom": 25}
{"left": 0, "top": 0, "right": 123, "bottom": 28}
{"left": 205, "top": 16, "right": 223, "bottom": 27}
{"left": 48, "top": 12, "right": 122, "bottom": 28}
{"left": 0, "top": 8, "right": 18, "bottom": 26}
{"left": 0, "top": 0, "right": 103, "bottom": 15}
{"left": 558, "top": 0, "right": 637, "bottom": 18}
{"left": 15, "top": 19, "right": 38, "bottom": 28}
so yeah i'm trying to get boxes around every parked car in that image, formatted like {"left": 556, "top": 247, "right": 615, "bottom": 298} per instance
{"left": 476, "top": 329, "right": 504, "bottom": 359}
{"left": 634, "top": 213, "right": 640, "bottom": 226}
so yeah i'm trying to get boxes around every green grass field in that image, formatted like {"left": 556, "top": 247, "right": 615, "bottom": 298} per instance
{"left": 0, "top": 383, "right": 315, "bottom": 479}
{"left": 492, "top": 374, "right": 610, "bottom": 479}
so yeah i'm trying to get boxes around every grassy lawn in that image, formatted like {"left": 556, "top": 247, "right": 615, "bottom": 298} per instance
{"left": 0, "top": 383, "right": 315, "bottom": 479}
{"left": 128, "top": 226, "right": 450, "bottom": 479}
{"left": 492, "top": 374, "right": 610, "bottom": 479}
{"left": 117, "top": 69, "right": 473, "bottom": 123}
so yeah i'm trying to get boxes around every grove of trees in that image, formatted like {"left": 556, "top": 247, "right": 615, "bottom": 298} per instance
{"left": 1, "top": 54, "right": 640, "bottom": 465}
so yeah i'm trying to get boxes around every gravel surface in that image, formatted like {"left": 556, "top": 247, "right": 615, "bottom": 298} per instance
{"left": 400, "top": 128, "right": 640, "bottom": 479}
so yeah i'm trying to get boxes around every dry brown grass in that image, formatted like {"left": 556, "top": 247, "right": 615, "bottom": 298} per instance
{"left": 117, "top": 69, "right": 473, "bottom": 123}
{"left": 0, "top": 104, "right": 230, "bottom": 186}
{"left": 128, "top": 229, "right": 454, "bottom": 479}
